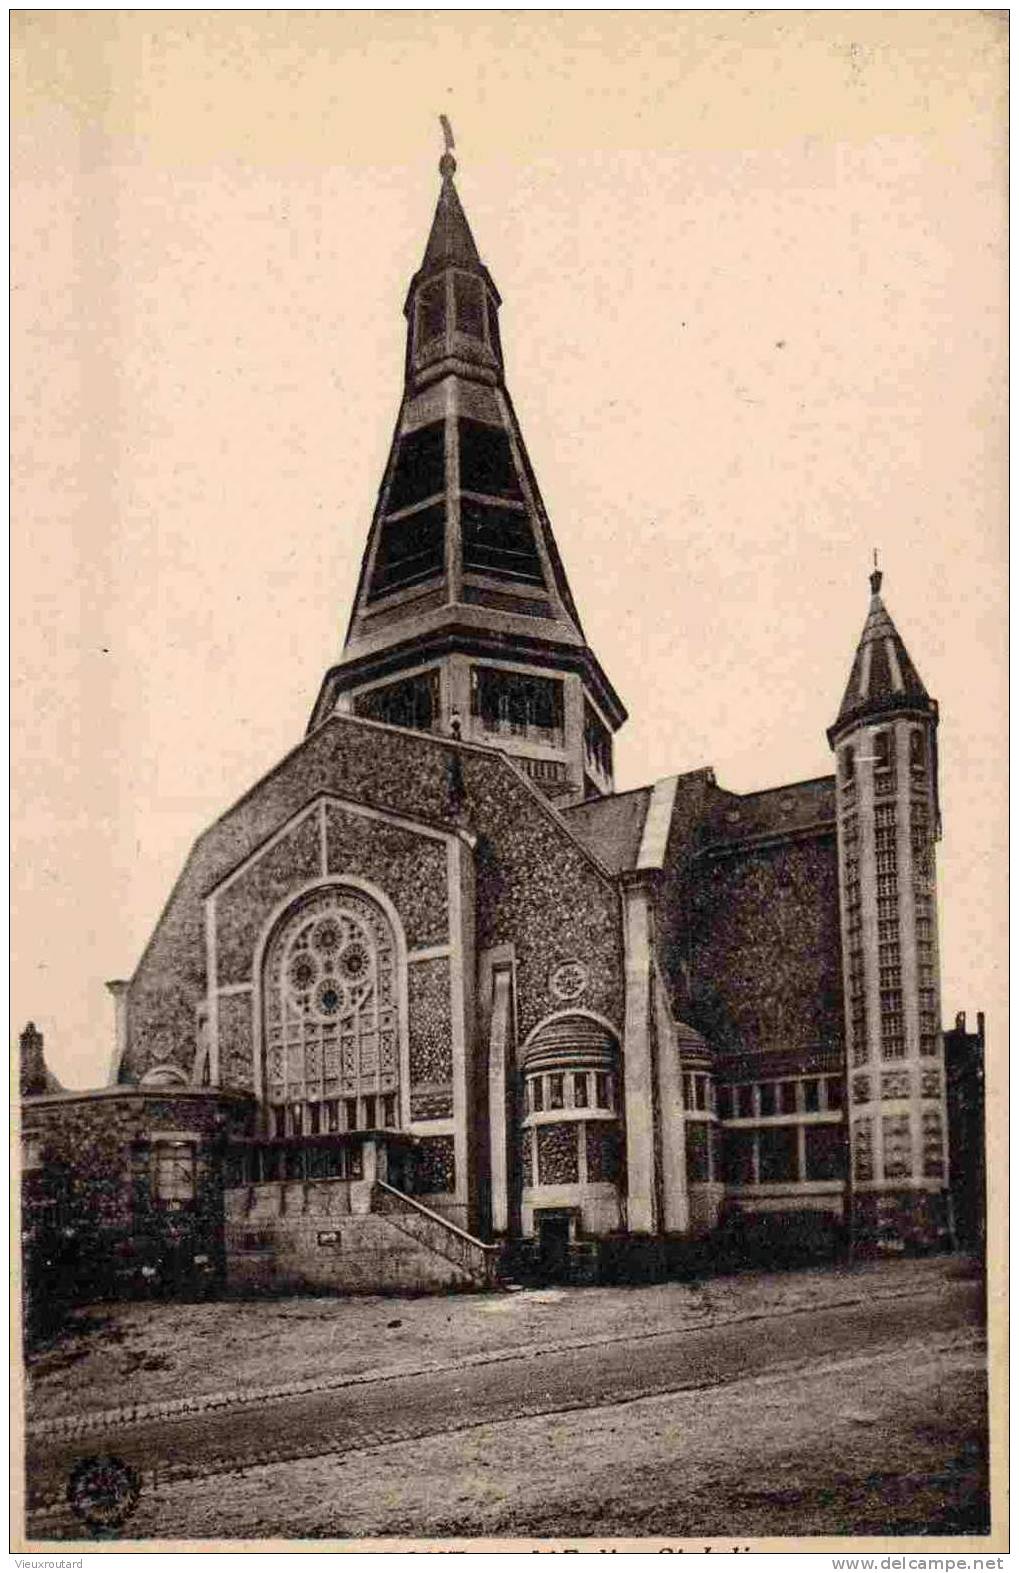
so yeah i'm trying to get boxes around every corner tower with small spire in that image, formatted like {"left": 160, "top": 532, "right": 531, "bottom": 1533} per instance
{"left": 308, "top": 136, "right": 626, "bottom": 806}
{"left": 828, "top": 564, "right": 949, "bottom": 1242}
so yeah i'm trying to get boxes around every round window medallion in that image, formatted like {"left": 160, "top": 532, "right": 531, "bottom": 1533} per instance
{"left": 315, "top": 979, "right": 346, "bottom": 1017}
{"left": 313, "top": 918, "right": 342, "bottom": 953}
{"left": 288, "top": 953, "right": 318, "bottom": 993}
{"left": 550, "top": 961, "right": 589, "bottom": 1002}
{"left": 338, "top": 942, "right": 371, "bottom": 982}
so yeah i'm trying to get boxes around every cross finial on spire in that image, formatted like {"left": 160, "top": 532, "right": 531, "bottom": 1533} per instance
{"left": 870, "top": 547, "right": 883, "bottom": 596}
{"left": 438, "top": 115, "right": 456, "bottom": 180}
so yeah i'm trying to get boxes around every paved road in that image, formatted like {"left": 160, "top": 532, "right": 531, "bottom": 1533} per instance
{"left": 26, "top": 1278, "right": 982, "bottom": 1515}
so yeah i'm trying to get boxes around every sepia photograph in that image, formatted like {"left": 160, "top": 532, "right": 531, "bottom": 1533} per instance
{"left": 11, "top": 9, "right": 1007, "bottom": 1552}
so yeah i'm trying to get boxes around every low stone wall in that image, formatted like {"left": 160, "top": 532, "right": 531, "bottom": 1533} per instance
{"left": 224, "top": 1179, "right": 479, "bottom": 1295}
{"left": 20, "top": 1087, "right": 255, "bottom": 1327}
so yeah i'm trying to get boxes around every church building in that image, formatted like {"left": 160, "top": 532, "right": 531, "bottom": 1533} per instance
{"left": 20, "top": 147, "right": 958, "bottom": 1299}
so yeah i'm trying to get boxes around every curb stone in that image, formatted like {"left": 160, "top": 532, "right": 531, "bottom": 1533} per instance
{"left": 27, "top": 1279, "right": 928, "bottom": 1442}
{"left": 24, "top": 1328, "right": 982, "bottom": 1522}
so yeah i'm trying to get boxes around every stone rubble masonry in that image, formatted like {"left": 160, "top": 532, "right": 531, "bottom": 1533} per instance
{"left": 215, "top": 811, "right": 323, "bottom": 985}
{"left": 685, "top": 832, "right": 844, "bottom": 1059}
{"left": 122, "top": 715, "right": 624, "bottom": 1088}
{"left": 20, "top": 1088, "right": 255, "bottom": 1297}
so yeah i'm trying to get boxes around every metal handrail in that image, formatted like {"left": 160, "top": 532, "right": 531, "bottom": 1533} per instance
{"left": 374, "top": 1179, "right": 500, "bottom": 1256}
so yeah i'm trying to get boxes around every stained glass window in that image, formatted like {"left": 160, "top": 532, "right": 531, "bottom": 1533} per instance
{"left": 263, "top": 888, "right": 400, "bottom": 1126}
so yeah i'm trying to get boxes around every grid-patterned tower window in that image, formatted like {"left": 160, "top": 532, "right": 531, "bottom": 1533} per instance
{"left": 827, "top": 566, "right": 948, "bottom": 1245}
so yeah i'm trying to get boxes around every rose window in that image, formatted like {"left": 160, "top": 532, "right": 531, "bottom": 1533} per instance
{"left": 263, "top": 887, "right": 399, "bottom": 1117}
{"left": 288, "top": 953, "right": 317, "bottom": 994}
{"left": 313, "top": 918, "right": 342, "bottom": 953}
{"left": 315, "top": 979, "right": 344, "bottom": 1017}
{"left": 338, "top": 942, "right": 370, "bottom": 982}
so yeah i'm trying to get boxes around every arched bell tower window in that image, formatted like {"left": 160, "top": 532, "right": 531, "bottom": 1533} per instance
{"left": 415, "top": 278, "right": 447, "bottom": 358}
{"left": 262, "top": 887, "right": 400, "bottom": 1136}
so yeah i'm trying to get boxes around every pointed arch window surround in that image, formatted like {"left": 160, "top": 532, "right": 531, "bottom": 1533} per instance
{"left": 262, "top": 887, "right": 401, "bottom": 1134}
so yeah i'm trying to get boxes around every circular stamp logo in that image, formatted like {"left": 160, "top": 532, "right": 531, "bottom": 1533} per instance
{"left": 67, "top": 1454, "right": 141, "bottom": 1533}
{"left": 550, "top": 960, "right": 589, "bottom": 1002}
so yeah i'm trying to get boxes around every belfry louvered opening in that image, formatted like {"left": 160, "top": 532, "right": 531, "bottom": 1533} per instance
{"left": 462, "top": 498, "right": 543, "bottom": 584}
{"left": 458, "top": 418, "right": 522, "bottom": 500}
{"left": 386, "top": 422, "right": 446, "bottom": 514}
{"left": 368, "top": 503, "right": 446, "bottom": 600}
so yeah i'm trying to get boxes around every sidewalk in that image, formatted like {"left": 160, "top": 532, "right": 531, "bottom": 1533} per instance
{"left": 25, "top": 1255, "right": 977, "bottom": 1430}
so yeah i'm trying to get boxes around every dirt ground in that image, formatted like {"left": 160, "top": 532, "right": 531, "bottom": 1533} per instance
{"left": 26, "top": 1255, "right": 968, "bottom": 1423}
{"left": 30, "top": 1329, "right": 988, "bottom": 1543}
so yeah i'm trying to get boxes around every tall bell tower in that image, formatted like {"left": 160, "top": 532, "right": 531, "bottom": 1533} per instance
{"left": 308, "top": 135, "right": 626, "bottom": 806}
{"left": 828, "top": 564, "right": 949, "bottom": 1244}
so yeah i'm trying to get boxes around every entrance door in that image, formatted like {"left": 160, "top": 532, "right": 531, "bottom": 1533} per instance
{"left": 536, "top": 1213, "right": 571, "bottom": 1280}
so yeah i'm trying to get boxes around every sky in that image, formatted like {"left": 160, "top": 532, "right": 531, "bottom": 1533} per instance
{"left": 11, "top": 11, "right": 1007, "bottom": 1090}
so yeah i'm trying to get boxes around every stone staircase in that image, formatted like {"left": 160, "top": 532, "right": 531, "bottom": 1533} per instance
{"left": 224, "top": 1175, "right": 504, "bottom": 1295}
{"left": 371, "top": 1180, "right": 503, "bottom": 1289}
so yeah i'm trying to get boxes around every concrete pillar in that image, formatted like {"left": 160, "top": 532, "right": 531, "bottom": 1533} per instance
{"left": 485, "top": 961, "right": 515, "bottom": 1236}
{"left": 448, "top": 835, "right": 478, "bottom": 1232}
{"left": 563, "top": 674, "right": 586, "bottom": 798}
{"left": 622, "top": 877, "right": 657, "bottom": 1235}
{"left": 654, "top": 975, "right": 689, "bottom": 1234}
{"left": 105, "top": 980, "right": 130, "bottom": 1083}
{"left": 445, "top": 654, "right": 473, "bottom": 740}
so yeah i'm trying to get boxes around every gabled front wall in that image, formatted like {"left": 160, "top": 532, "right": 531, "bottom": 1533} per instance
{"left": 122, "top": 717, "right": 622, "bottom": 1077}
{"left": 117, "top": 715, "right": 625, "bottom": 1235}
{"left": 207, "top": 799, "right": 452, "bottom": 1097}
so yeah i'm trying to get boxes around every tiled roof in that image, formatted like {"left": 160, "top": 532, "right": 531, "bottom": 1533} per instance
{"left": 700, "top": 775, "right": 836, "bottom": 848}
{"left": 832, "top": 570, "right": 933, "bottom": 732}
{"left": 562, "top": 787, "right": 653, "bottom": 873}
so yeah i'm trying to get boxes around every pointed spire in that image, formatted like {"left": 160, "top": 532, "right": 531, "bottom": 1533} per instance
{"left": 829, "top": 561, "right": 935, "bottom": 739}
{"left": 417, "top": 118, "right": 483, "bottom": 278}
{"left": 421, "top": 164, "right": 482, "bottom": 274}
{"left": 307, "top": 141, "right": 627, "bottom": 798}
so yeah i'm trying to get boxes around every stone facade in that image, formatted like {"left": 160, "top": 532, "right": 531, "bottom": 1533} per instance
{"left": 685, "top": 827, "right": 844, "bottom": 1059}
{"left": 19, "top": 155, "right": 970, "bottom": 1305}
